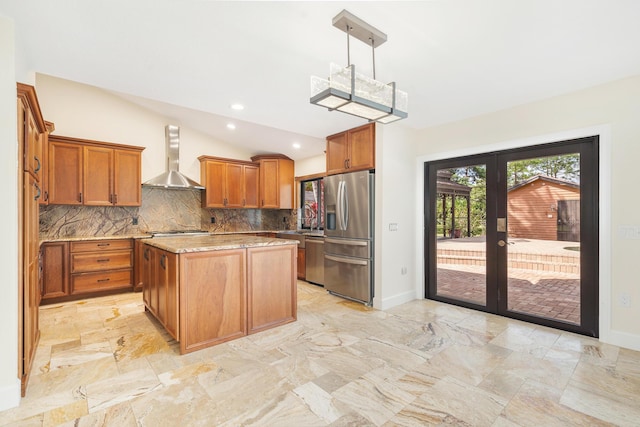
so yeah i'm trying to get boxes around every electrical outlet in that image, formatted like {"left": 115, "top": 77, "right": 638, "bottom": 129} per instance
{"left": 401, "top": 266, "right": 407, "bottom": 275}
{"left": 132, "top": 217, "right": 138, "bottom": 225}
{"left": 210, "top": 217, "right": 216, "bottom": 224}
{"left": 618, "top": 292, "right": 631, "bottom": 307}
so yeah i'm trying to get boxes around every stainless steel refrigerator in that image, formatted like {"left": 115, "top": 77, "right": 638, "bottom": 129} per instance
{"left": 323, "top": 170, "right": 374, "bottom": 305}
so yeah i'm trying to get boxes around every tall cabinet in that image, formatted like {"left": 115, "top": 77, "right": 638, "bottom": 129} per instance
{"left": 17, "top": 83, "right": 48, "bottom": 396}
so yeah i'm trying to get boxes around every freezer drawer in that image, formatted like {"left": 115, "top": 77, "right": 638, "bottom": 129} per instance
{"left": 324, "top": 237, "right": 370, "bottom": 259}
{"left": 324, "top": 254, "right": 372, "bottom": 304}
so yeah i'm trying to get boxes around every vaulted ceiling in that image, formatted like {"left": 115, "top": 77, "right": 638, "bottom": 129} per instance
{"left": 4, "top": 1, "right": 640, "bottom": 160}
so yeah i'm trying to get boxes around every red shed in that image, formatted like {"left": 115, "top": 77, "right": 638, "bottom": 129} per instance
{"left": 507, "top": 175, "right": 580, "bottom": 241}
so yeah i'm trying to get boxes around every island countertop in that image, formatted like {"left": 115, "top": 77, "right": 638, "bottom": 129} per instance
{"left": 142, "top": 234, "right": 298, "bottom": 254}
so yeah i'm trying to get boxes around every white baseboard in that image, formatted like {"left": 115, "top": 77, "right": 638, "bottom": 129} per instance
{"left": 601, "top": 329, "right": 640, "bottom": 352}
{"left": 0, "top": 378, "right": 21, "bottom": 412}
{"left": 380, "top": 290, "right": 416, "bottom": 310}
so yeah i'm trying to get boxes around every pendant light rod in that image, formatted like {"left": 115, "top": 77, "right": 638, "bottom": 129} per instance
{"left": 346, "top": 24, "right": 351, "bottom": 66}
{"left": 332, "top": 9, "right": 387, "bottom": 48}
{"left": 371, "top": 37, "right": 376, "bottom": 79}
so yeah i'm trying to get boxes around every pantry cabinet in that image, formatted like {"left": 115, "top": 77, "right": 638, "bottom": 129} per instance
{"left": 251, "top": 154, "right": 294, "bottom": 209}
{"left": 198, "top": 156, "right": 259, "bottom": 208}
{"left": 326, "top": 122, "right": 375, "bottom": 175}
{"left": 17, "top": 83, "right": 47, "bottom": 396}
{"left": 48, "top": 135, "right": 143, "bottom": 206}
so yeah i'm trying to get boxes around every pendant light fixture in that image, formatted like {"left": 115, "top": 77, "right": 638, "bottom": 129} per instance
{"left": 310, "top": 9, "right": 408, "bottom": 124}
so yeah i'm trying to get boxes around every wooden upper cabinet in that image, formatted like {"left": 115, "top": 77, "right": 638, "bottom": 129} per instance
{"left": 243, "top": 164, "right": 259, "bottom": 208}
{"left": 225, "top": 162, "right": 244, "bottom": 208}
{"left": 326, "top": 132, "right": 349, "bottom": 174}
{"left": 251, "top": 154, "right": 294, "bottom": 209}
{"left": 17, "top": 84, "right": 46, "bottom": 182}
{"left": 48, "top": 140, "right": 83, "bottom": 205}
{"left": 199, "top": 156, "right": 260, "bottom": 208}
{"left": 114, "top": 149, "right": 142, "bottom": 206}
{"left": 84, "top": 145, "right": 113, "bottom": 205}
{"left": 259, "top": 158, "right": 279, "bottom": 208}
{"left": 39, "top": 122, "right": 55, "bottom": 205}
{"left": 200, "top": 159, "right": 226, "bottom": 207}
{"left": 326, "top": 122, "right": 375, "bottom": 175}
{"left": 48, "top": 135, "right": 144, "bottom": 206}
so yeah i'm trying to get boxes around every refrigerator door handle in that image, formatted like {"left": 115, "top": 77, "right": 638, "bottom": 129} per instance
{"left": 325, "top": 254, "right": 369, "bottom": 266}
{"left": 342, "top": 180, "right": 349, "bottom": 230}
{"left": 337, "top": 180, "right": 344, "bottom": 231}
{"left": 325, "top": 238, "right": 368, "bottom": 246}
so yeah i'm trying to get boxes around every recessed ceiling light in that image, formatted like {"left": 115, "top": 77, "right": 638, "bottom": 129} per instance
{"left": 230, "top": 103, "right": 244, "bottom": 111}
{"left": 292, "top": 143, "right": 301, "bottom": 149}
{"left": 227, "top": 123, "right": 236, "bottom": 130}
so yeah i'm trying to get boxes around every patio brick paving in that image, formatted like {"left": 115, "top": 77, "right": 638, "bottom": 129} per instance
{"left": 435, "top": 237, "right": 581, "bottom": 325}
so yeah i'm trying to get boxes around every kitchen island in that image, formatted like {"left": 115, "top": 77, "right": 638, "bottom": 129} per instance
{"left": 141, "top": 235, "right": 298, "bottom": 354}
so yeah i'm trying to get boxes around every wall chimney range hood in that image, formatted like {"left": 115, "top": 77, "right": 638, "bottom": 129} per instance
{"left": 143, "top": 125, "right": 204, "bottom": 190}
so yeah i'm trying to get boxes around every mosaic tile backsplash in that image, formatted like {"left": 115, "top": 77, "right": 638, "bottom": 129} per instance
{"left": 40, "top": 188, "right": 296, "bottom": 239}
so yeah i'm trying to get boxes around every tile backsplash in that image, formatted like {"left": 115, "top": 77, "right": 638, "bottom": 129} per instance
{"left": 40, "top": 188, "right": 296, "bottom": 239}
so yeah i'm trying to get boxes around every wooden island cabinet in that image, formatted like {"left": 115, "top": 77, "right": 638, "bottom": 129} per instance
{"left": 142, "top": 235, "right": 297, "bottom": 354}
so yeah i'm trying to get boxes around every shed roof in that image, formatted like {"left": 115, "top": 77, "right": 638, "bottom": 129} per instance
{"left": 508, "top": 175, "right": 580, "bottom": 192}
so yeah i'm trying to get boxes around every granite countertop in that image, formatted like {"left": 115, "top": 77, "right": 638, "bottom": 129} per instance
{"left": 39, "top": 230, "right": 322, "bottom": 244}
{"left": 142, "top": 234, "right": 298, "bottom": 254}
{"left": 40, "top": 233, "right": 152, "bottom": 243}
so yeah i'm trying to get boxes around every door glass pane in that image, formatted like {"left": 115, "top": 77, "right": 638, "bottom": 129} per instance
{"left": 505, "top": 154, "right": 581, "bottom": 325}
{"left": 435, "top": 165, "right": 487, "bottom": 306}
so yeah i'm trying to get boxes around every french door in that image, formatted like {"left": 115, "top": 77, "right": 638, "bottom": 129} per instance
{"left": 425, "top": 136, "right": 598, "bottom": 336}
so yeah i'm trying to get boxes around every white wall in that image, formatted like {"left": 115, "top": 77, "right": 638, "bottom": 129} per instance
{"left": 294, "top": 154, "right": 325, "bottom": 178}
{"left": 0, "top": 14, "right": 21, "bottom": 411}
{"left": 373, "top": 124, "right": 417, "bottom": 309}
{"left": 413, "top": 74, "right": 640, "bottom": 351}
{"left": 34, "top": 74, "right": 253, "bottom": 184}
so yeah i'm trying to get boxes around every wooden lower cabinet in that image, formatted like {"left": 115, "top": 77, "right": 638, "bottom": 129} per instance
{"left": 41, "top": 242, "right": 69, "bottom": 299}
{"left": 297, "top": 247, "right": 306, "bottom": 280}
{"left": 41, "top": 238, "right": 134, "bottom": 304}
{"left": 180, "top": 250, "right": 246, "bottom": 353}
{"left": 142, "top": 243, "right": 296, "bottom": 354}
{"left": 247, "top": 245, "right": 297, "bottom": 334}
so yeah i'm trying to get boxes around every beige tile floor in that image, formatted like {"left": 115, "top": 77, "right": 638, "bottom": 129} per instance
{"left": 2, "top": 282, "right": 640, "bottom": 426}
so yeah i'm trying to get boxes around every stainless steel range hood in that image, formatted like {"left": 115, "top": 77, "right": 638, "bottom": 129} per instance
{"left": 143, "top": 125, "right": 204, "bottom": 190}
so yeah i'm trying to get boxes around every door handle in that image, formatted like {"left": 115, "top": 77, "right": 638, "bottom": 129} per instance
{"left": 325, "top": 238, "right": 367, "bottom": 246}
{"left": 498, "top": 240, "right": 506, "bottom": 247}
{"left": 325, "top": 254, "right": 368, "bottom": 266}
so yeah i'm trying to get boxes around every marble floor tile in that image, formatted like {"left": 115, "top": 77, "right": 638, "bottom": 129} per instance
{"left": 503, "top": 380, "right": 613, "bottom": 426}
{"left": 3, "top": 281, "right": 640, "bottom": 426}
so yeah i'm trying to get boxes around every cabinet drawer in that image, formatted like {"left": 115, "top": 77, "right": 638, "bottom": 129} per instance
{"left": 71, "top": 270, "right": 132, "bottom": 294}
{"left": 71, "top": 239, "right": 132, "bottom": 253}
{"left": 71, "top": 250, "right": 132, "bottom": 273}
